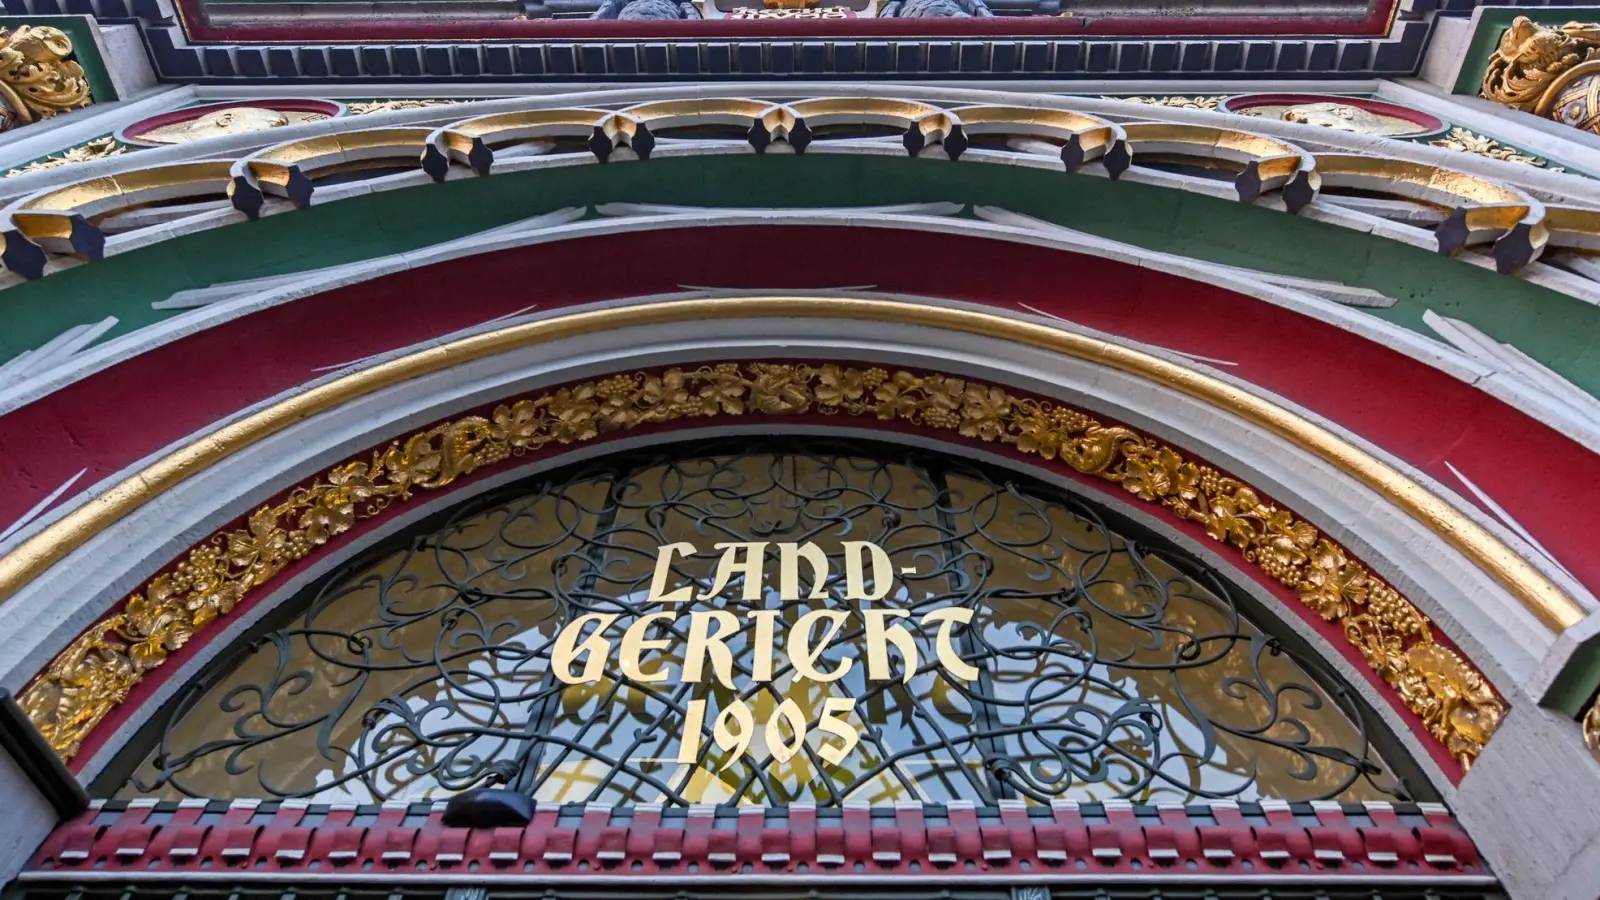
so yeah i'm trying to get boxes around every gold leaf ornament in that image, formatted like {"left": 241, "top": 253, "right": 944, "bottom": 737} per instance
{"left": 1584, "top": 698, "right": 1600, "bottom": 762}
{"left": 1106, "top": 95, "right": 1225, "bottom": 111}
{"left": 0, "top": 26, "right": 91, "bottom": 130}
{"left": 1481, "top": 17, "right": 1600, "bottom": 134}
{"left": 1429, "top": 127, "right": 1560, "bottom": 170}
{"left": 20, "top": 364, "right": 1505, "bottom": 769}
{"left": 4, "top": 135, "right": 124, "bottom": 177}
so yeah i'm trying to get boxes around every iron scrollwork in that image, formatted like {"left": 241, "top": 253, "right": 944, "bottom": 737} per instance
{"left": 116, "top": 442, "right": 1414, "bottom": 807}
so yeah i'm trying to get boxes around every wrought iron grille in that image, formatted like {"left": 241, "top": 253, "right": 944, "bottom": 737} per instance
{"left": 109, "top": 440, "right": 1419, "bottom": 807}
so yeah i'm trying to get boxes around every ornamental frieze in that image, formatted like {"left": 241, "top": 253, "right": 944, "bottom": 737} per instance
{"left": 18, "top": 363, "right": 1505, "bottom": 773}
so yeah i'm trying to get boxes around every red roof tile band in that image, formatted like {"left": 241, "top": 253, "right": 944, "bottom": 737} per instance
{"left": 26, "top": 798, "right": 1493, "bottom": 885}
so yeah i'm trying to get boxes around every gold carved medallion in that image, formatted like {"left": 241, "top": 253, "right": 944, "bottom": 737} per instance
{"left": 136, "top": 106, "right": 331, "bottom": 145}
{"left": 1239, "top": 101, "right": 1427, "bottom": 137}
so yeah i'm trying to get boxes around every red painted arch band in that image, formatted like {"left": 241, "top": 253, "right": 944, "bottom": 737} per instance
{"left": 0, "top": 225, "right": 1593, "bottom": 595}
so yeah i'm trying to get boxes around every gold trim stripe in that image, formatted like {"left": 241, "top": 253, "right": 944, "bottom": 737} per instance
{"left": 0, "top": 298, "right": 1582, "bottom": 634}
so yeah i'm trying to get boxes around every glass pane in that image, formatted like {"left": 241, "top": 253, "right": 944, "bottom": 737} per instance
{"left": 944, "top": 473, "right": 1392, "bottom": 804}
{"left": 114, "top": 442, "right": 1406, "bottom": 806}
{"left": 526, "top": 453, "right": 993, "bottom": 806}
{"left": 117, "top": 478, "right": 611, "bottom": 802}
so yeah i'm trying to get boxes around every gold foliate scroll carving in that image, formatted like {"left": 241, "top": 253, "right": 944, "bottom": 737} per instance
{"left": 4, "top": 135, "right": 126, "bottom": 177}
{"left": 346, "top": 100, "right": 455, "bottom": 115}
{"left": 1105, "top": 95, "right": 1224, "bottom": 110}
{"left": 1586, "top": 698, "right": 1600, "bottom": 763}
{"left": 20, "top": 364, "right": 1505, "bottom": 768}
{"left": 1482, "top": 16, "right": 1600, "bottom": 133}
{"left": 1428, "top": 127, "right": 1560, "bottom": 170}
{"left": 0, "top": 26, "right": 91, "bottom": 130}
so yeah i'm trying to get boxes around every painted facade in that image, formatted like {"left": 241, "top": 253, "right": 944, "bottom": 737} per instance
{"left": 0, "top": 4, "right": 1599, "bottom": 900}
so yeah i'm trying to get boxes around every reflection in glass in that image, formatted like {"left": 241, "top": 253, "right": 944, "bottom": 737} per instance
{"left": 114, "top": 442, "right": 1410, "bottom": 806}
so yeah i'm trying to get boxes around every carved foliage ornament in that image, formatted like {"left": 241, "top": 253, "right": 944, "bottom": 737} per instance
{"left": 18, "top": 364, "right": 1505, "bottom": 770}
{"left": 1428, "top": 128, "right": 1559, "bottom": 170}
{"left": 1587, "top": 700, "right": 1600, "bottom": 763}
{"left": 1105, "top": 96, "right": 1224, "bottom": 111}
{"left": 3, "top": 135, "right": 125, "bottom": 177}
{"left": 0, "top": 26, "right": 91, "bottom": 130}
{"left": 1482, "top": 16, "right": 1600, "bottom": 134}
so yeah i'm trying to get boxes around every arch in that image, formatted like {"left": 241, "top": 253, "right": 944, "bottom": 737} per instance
{"left": 96, "top": 436, "right": 1431, "bottom": 808}
{"left": 3, "top": 310, "right": 1548, "bottom": 791}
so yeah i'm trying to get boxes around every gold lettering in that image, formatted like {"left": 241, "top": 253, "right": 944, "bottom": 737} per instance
{"left": 648, "top": 541, "right": 697, "bottom": 603}
{"left": 842, "top": 540, "right": 894, "bottom": 601}
{"left": 683, "top": 610, "right": 741, "bottom": 688}
{"left": 863, "top": 608, "right": 917, "bottom": 682}
{"left": 700, "top": 541, "right": 768, "bottom": 601}
{"left": 551, "top": 613, "right": 619, "bottom": 684}
{"left": 815, "top": 697, "right": 860, "bottom": 765}
{"left": 747, "top": 609, "right": 781, "bottom": 682}
{"left": 777, "top": 541, "right": 830, "bottom": 601}
{"left": 713, "top": 699, "right": 755, "bottom": 770}
{"left": 922, "top": 607, "right": 978, "bottom": 681}
{"left": 678, "top": 698, "right": 708, "bottom": 764}
{"left": 789, "top": 609, "right": 853, "bottom": 682}
{"left": 619, "top": 611, "right": 677, "bottom": 683}
{"left": 766, "top": 698, "right": 807, "bottom": 764}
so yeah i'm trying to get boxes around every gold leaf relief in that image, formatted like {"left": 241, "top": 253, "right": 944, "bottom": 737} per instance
{"left": 19, "top": 364, "right": 1505, "bottom": 769}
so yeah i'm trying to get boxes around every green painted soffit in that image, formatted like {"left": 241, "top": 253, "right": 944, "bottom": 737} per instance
{"left": 3, "top": 154, "right": 1597, "bottom": 396}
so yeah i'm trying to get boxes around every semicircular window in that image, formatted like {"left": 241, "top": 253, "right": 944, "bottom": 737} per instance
{"left": 108, "top": 440, "right": 1423, "bottom": 806}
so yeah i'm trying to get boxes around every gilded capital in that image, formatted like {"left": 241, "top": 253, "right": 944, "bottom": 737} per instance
{"left": 0, "top": 25, "right": 92, "bottom": 130}
{"left": 1481, "top": 16, "right": 1600, "bottom": 134}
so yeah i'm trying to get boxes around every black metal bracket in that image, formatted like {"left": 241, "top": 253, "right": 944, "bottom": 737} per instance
{"left": 0, "top": 689, "right": 90, "bottom": 821}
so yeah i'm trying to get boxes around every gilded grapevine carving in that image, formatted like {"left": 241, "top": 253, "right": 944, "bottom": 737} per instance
{"left": 20, "top": 363, "right": 1504, "bottom": 768}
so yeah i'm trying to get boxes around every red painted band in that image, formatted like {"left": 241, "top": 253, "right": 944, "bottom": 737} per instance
{"left": 174, "top": 0, "right": 1394, "bottom": 42}
{"left": 1, "top": 225, "right": 1594, "bottom": 595}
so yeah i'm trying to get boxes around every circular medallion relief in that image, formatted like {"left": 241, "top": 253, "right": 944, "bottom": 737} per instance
{"left": 1222, "top": 94, "right": 1444, "bottom": 138}
{"left": 118, "top": 100, "right": 344, "bottom": 147}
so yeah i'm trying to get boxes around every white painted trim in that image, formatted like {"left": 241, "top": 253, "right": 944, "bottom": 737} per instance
{"left": 0, "top": 212, "right": 1593, "bottom": 587}
{"left": 22, "top": 81, "right": 1600, "bottom": 210}
{"left": 0, "top": 469, "right": 85, "bottom": 544}
{"left": 1423, "top": 310, "right": 1600, "bottom": 436}
{"left": 0, "top": 87, "right": 191, "bottom": 192}
{"left": 1380, "top": 78, "right": 1600, "bottom": 182}
{"left": 1444, "top": 461, "right": 1576, "bottom": 583}
{"left": 0, "top": 306, "right": 1585, "bottom": 759}
{"left": 0, "top": 210, "right": 1521, "bottom": 441}
{"left": 979, "top": 207, "right": 1396, "bottom": 309}
{"left": 0, "top": 317, "right": 118, "bottom": 388}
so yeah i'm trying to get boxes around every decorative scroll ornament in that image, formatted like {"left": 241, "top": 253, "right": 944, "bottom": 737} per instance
{"left": 1428, "top": 127, "right": 1560, "bottom": 170}
{"left": 1482, "top": 16, "right": 1600, "bottom": 134}
{"left": 19, "top": 364, "right": 1505, "bottom": 769}
{"left": 1586, "top": 698, "right": 1600, "bottom": 763}
{"left": 0, "top": 26, "right": 91, "bottom": 130}
{"left": 346, "top": 100, "right": 455, "bottom": 115}
{"left": 4, "top": 136, "right": 126, "bottom": 177}
{"left": 1106, "top": 96, "right": 1224, "bottom": 110}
